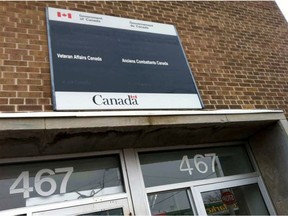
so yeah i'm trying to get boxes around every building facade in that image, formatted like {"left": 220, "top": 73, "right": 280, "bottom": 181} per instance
{"left": 0, "top": 1, "right": 288, "bottom": 216}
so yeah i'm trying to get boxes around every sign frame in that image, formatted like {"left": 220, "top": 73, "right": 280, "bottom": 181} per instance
{"left": 46, "top": 7, "right": 204, "bottom": 111}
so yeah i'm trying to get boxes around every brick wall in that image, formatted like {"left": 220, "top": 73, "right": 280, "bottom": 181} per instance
{"left": 0, "top": 1, "right": 287, "bottom": 116}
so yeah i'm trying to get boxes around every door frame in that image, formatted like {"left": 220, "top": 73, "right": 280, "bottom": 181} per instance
{"left": 0, "top": 143, "right": 277, "bottom": 216}
{"left": 32, "top": 196, "right": 130, "bottom": 216}
{"left": 191, "top": 177, "right": 277, "bottom": 215}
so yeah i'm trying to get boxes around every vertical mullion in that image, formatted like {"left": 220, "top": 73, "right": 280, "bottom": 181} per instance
{"left": 123, "top": 149, "right": 151, "bottom": 215}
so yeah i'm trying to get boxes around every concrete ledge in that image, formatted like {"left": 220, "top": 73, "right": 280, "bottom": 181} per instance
{"left": 0, "top": 119, "right": 45, "bottom": 131}
{"left": 0, "top": 110, "right": 285, "bottom": 131}
{"left": 0, "top": 109, "right": 283, "bottom": 118}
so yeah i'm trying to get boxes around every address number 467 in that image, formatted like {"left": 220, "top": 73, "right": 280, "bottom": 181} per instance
{"left": 180, "top": 154, "right": 217, "bottom": 175}
{"left": 9, "top": 167, "right": 74, "bottom": 198}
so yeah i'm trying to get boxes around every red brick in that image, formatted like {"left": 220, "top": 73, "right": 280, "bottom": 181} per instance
{"left": 16, "top": 67, "right": 40, "bottom": 73}
{"left": 25, "top": 98, "right": 38, "bottom": 105}
{"left": 3, "top": 72, "right": 27, "bottom": 79}
{"left": 18, "top": 105, "right": 42, "bottom": 111}
{"left": 17, "top": 79, "right": 41, "bottom": 85}
{"left": 9, "top": 98, "right": 24, "bottom": 105}
{"left": 18, "top": 92, "right": 42, "bottom": 98}
{"left": 38, "top": 98, "right": 51, "bottom": 105}
{"left": 3, "top": 85, "right": 27, "bottom": 91}
{"left": 3, "top": 60, "right": 27, "bottom": 67}
{"left": 0, "top": 79, "right": 15, "bottom": 85}
{"left": 0, "top": 98, "right": 8, "bottom": 104}
{"left": 0, "top": 105, "right": 15, "bottom": 112}
{"left": 0, "top": 91, "right": 16, "bottom": 97}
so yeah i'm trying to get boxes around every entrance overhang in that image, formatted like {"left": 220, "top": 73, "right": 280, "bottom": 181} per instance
{"left": 0, "top": 109, "right": 288, "bottom": 214}
{"left": 0, "top": 110, "right": 286, "bottom": 159}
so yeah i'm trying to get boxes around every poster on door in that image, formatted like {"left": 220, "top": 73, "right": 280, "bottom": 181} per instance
{"left": 203, "top": 190, "right": 239, "bottom": 215}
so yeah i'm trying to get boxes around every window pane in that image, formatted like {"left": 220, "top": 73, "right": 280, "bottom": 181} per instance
{"left": 148, "top": 189, "right": 193, "bottom": 215}
{"left": 139, "top": 145, "right": 254, "bottom": 187}
{"left": 0, "top": 155, "right": 124, "bottom": 211}
{"left": 201, "top": 184, "right": 269, "bottom": 215}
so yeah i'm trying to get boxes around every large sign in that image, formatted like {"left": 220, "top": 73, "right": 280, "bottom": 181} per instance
{"left": 46, "top": 7, "right": 203, "bottom": 110}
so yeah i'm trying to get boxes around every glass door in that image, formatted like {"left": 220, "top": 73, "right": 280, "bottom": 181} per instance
{"left": 136, "top": 144, "right": 276, "bottom": 215}
{"left": 32, "top": 198, "right": 130, "bottom": 216}
{"left": 192, "top": 177, "right": 276, "bottom": 215}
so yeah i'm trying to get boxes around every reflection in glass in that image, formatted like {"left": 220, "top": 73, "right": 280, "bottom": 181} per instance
{"left": 80, "top": 208, "right": 124, "bottom": 215}
{"left": 139, "top": 145, "right": 254, "bottom": 187}
{"left": 148, "top": 189, "right": 193, "bottom": 215}
{"left": 201, "top": 184, "right": 269, "bottom": 215}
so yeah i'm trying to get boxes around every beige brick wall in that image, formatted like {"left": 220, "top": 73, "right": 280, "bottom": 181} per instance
{"left": 0, "top": 1, "right": 287, "bottom": 116}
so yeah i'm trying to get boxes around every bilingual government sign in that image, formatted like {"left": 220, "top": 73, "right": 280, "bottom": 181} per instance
{"left": 46, "top": 7, "right": 203, "bottom": 110}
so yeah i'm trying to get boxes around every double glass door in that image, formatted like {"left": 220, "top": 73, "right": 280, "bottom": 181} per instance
{"left": 137, "top": 145, "right": 276, "bottom": 215}
{"left": 0, "top": 144, "right": 276, "bottom": 216}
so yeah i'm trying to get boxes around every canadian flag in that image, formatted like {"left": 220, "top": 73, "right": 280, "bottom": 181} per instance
{"left": 57, "top": 12, "right": 72, "bottom": 19}
{"left": 129, "top": 95, "right": 138, "bottom": 99}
